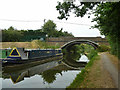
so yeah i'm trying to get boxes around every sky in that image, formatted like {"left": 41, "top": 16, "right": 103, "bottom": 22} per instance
{"left": 0, "top": 0, "right": 104, "bottom": 37}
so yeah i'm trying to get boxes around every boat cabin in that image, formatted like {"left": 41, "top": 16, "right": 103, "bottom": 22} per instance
{"left": 7, "top": 47, "right": 28, "bottom": 60}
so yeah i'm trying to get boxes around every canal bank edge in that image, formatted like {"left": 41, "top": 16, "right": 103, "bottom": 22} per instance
{"left": 67, "top": 52, "right": 118, "bottom": 88}
{"left": 67, "top": 54, "right": 100, "bottom": 88}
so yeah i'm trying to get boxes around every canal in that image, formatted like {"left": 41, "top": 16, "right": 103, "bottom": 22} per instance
{"left": 1, "top": 54, "right": 89, "bottom": 88}
{"left": 1, "top": 44, "right": 93, "bottom": 88}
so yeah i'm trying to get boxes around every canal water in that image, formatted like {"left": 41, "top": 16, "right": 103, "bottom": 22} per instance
{"left": 77, "top": 54, "right": 89, "bottom": 63}
{"left": 1, "top": 54, "right": 89, "bottom": 88}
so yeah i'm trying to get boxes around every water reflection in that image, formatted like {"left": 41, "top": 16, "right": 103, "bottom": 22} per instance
{"left": 77, "top": 54, "right": 89, "bottom": 63}
{"left": 1, "top": 44, "right": 93, "bottom": 88}
{"left": 62, "top": 50, "right": 88, "bottom": 67}
{"left": 41, "top": 69, "right": 62, "bottom": 84}
{"left": 62, "top": 44, "right": 95, "bottom": 68}
{"left": 2, "top": 59, "right": 81, "bottom": 88}
{"left": 2, "top": 61, "right": 59, "bottom": 84}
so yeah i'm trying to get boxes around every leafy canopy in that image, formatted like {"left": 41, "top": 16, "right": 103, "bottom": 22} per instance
{"left": 56, "top": 1, "right": 120, "bottom": 58}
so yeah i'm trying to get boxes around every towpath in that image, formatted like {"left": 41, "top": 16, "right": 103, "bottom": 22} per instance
{"left": 79, "top": 52, "right": 118, "bottom": 88}
{"left": 100, "top": 52, "right": 118, "bottom": 88}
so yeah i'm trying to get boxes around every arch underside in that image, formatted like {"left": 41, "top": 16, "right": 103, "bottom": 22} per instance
{"left": 61, "top": 40, "right": 99, "bottom": 49}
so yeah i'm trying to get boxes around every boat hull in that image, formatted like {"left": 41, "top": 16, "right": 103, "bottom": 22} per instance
{"left": 2, "top": 53, "right": 63, "bottom": 66}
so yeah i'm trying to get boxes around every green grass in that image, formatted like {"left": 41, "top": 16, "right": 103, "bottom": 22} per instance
{"left": 67, "top": 53, "right": 99, "bottom": 88}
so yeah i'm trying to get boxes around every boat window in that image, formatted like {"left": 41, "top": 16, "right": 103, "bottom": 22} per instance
{"left": 6, "top": 50, "right": 7, "bottom": 56}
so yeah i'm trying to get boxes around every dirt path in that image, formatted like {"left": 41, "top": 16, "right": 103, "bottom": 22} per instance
{"left": 100, "top": 52, "right": 118, "bottom": 88}
{"left": 79, "top": 52, "right": 118, "bottom": 88}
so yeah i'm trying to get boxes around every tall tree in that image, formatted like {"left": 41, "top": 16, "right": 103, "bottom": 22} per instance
{"left": 56, "top": 1, "right": 120, "bottom": 58}
{"left": 8, "top": 26, "right": 15, "bottom": 31}
{"left": 42, "top": 20, "right": 74, "bottom": 37}
{"left": 42, "top": 20, "right": 57, "bottom": 37}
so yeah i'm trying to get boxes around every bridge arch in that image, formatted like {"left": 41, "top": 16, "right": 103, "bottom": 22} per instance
{"left": 61, "top": 39, "right": 99, "bottom": 49}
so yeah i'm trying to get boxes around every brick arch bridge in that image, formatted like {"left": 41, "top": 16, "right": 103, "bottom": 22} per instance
{"left": 61, "top": 39, "right": 99, "bottom": 49}
{"left": 46, "top": 36, "right": 109, "bottom": 47}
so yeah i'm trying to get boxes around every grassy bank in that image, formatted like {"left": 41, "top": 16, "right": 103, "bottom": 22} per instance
{"left": 2, "top": 40, "right": 60, "bottom": 49}
{"left": 67, "top": 52, "right": 99, "bottom": 88}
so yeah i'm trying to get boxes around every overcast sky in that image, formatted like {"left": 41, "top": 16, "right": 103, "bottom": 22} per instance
{"left": 0, "top": 0, "right": 104, "bottom": 37}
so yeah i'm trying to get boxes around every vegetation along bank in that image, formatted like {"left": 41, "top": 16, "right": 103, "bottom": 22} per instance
{"left": 67, "top": 45, "right": 118, "bottom": 88}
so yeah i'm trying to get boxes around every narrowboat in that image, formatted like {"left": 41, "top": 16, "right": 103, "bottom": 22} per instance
{"left": 1, "top": 47, "right": 63, "bottom": 65}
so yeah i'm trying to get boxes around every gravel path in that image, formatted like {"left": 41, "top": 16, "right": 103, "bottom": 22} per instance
{"left": 101, "top": 53, "right": 118, "bottom": 88}
{"left": 79, "top": 53, "right": 116, "bottom": 88}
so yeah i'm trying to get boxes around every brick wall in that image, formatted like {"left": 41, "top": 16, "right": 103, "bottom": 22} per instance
{"left": 46, "top": 36, "right": 109, "bottom": 46}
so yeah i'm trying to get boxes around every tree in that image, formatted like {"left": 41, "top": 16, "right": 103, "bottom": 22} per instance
{"left": 92, "top": 2, "right": 120, "bottom": 57}
{"left": 2, "top": 25, "right": 73, "bottom": 42}
{"left": 2, "top": 27, "right": 23, "bottom": 42}
{"left": 56, "top": 1, "right": 120, "bottom": 58}
{"left": 42, "top": 20, "right": 57, "bottom": 37}
{"left": 8, "top": 26, "right": 15, "bottom": 31}
{"left": 42, "top": 20, "right": 74, "bottom": 37}
{"left": 41, "top": 69, "right": 62, "bottom": 84}
{"left": 56, "top": 2, "right": 99, "bottom": 20}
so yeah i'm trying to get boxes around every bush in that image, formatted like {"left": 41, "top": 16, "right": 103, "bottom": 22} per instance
{"left": 97, "top": 45, "right": 110, "bottom": 52}
{"left": 31, "top": 40, "right": 60, "bottom": 49}
{"left": 87, "top": 49, "right": 98, "bottom": 60}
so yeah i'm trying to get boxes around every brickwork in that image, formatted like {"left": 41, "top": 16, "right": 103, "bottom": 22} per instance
{"left": 46, "top": 36, "right": 109, "bottom": 46}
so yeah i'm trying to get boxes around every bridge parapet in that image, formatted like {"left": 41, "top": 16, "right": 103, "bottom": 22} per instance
{"left": 46, "top": 36, "right": 109, "bottom": 46}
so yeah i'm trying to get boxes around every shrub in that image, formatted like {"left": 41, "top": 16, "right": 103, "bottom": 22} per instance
{"left": 97, "top": 45, "right": 110, "bottom": 52}
{"left": 87, "top": 49, "right": 98, "bottom": 60}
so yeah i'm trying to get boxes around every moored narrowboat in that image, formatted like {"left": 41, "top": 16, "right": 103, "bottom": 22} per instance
{"left": 1, "top": 47, "right": 63, "bottom": 65}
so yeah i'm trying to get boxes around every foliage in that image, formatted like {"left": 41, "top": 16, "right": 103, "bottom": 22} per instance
{"left": 2, "top": 26, "right": 23, "bottom": 42}
{"left": 62, "top": 44, "right": 97, "bottom": 67}
{"left": 56, "top": 1, "right": 120, "bottom": 59}
{"left": 87, "top": 49, "right": 98, "bottom": 60}
{"left": 56, "top": 2, "right": 99, "bottom": 20}
{"left": 92, "top": 2, "right": 120, "bottom": 58}
{"left": 42, "top": 20, "right": 73, "bottom": 37}
{"left": 62, "top": 45, "right": 82, "bottom": 62}
{"left": 78, "top": 44, "right": 94, "bottom": 54}
{"left": 67, "top": 53, "right": 99, "bottom": 88}
{"left": 42, "top": 20, "right": 57, "bottom": 37}
{"left": 2, "top": 20, "right": 73, "bottom": 42}
{"left": 2, "top": 27, "right": 46, "bottom": 42}
{"left": 31, "top": 40, "right": 60, "bottom": 49}
{"left": 41, "top": 69, "right": 62, "bottom": 84}
{"left": 21, "top": 29, "right": 46, "bottom": 41}
{"left": 97, "top": 45, "right": 110, "bottom": 52}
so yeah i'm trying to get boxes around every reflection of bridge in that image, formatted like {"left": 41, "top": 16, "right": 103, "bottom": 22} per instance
{"left": 46, "top": 36, "right": 109, "bottom": 47}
